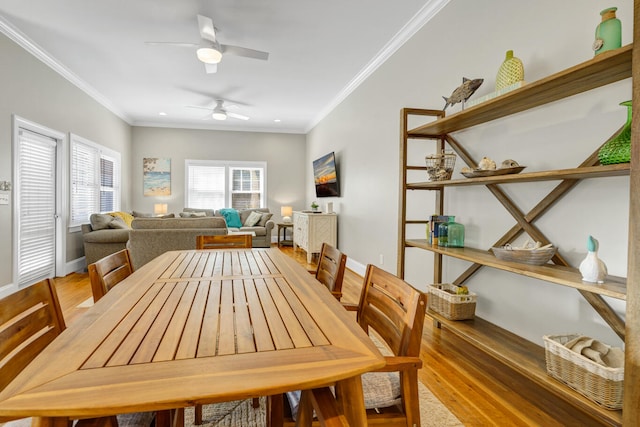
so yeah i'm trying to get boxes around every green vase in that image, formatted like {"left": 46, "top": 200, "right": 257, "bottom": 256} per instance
{"left": 593, "top": 7, "right": 621, "bottom": 56}
{"left": 598, "top": 100, "right": 632, "bottom": 165}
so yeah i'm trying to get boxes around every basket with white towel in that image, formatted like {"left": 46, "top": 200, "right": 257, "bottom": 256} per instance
{"left": 543, "top": 334, "right": 624, "bottom": 410}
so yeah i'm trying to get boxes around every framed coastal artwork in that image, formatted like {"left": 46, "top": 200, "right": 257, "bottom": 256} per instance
{"left": 143, "top": 158, "right": 171, "bottom": 196}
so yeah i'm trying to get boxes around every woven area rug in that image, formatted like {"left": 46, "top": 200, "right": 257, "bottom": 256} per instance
{"left": 184, "top": 381, "right": 462, "bottom": 427}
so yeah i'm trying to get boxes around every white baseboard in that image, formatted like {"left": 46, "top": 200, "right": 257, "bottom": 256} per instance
{"left": 346, "top": 258, "right": 367, "bottom": 277}
{"left": 62, "top": 257, "right": 86, "bottom": 276}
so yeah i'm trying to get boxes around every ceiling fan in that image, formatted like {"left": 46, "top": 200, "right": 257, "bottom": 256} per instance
{"left": 188, "top": 99, "right": 250, "bottom": 121}
{"left": 146, "top": 14, "right": 269, "bottom": 74}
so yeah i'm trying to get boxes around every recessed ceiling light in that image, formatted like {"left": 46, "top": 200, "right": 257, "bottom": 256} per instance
{"left": 274, "top": 119, "right": 281, "bottom": 123}
{"left": 159, "top": 112, "right": 167, "bottom": 116}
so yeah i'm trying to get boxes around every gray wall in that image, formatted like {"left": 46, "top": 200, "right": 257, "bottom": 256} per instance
{"left": 307, "top": 0, "right": 631, "bottom": 347}
{"left": 131, "top": 127, "right": 306, "bottom": 220}
{"left": 0, "top": 33, "right": 132, "bottom": 287}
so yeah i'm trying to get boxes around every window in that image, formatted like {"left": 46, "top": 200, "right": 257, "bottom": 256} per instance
{"left": 70, "top": 134, "right": 121, "bottom": 227}
{"left": 185, "top": 160, "right": 266, "bottom": 210}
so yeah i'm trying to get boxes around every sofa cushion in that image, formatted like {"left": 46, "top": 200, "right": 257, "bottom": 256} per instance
{"left": 219, "top": 208, "right": 243, "bottom": 228}
{"left": 179, "top": 211, "right": 207, "bottom": 218}
{"left": 90, "top": 213, "right": 115, "bottom": 230}
{"left": 132, "top": 210, "right": 154, "bottom": 218}
{"left": 109, "top": 217, "right": 129, "bottom": 229}
{"left": 183, "top": 207, "right": 216, "bottom": 217}
{"left": 258, "top": 212, "right": 273, "bottom": 227}
{"left": 244, "top": 211, "right": 263, "bottom": 227}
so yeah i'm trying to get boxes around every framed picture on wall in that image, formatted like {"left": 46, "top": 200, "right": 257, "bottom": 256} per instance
{"left": 143, "top": 158, "right": 171, "bottom": 196}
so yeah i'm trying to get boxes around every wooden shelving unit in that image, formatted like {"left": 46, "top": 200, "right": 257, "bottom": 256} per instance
{"left": 398, "top": 38, "right": 638, "bottom": 425}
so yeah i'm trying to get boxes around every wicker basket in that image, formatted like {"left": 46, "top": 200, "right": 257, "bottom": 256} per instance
{"left": 427, "top": 283, "right": 476, "bottom": 320}
{"left": 491, "top": 246, "right": 556, "bottom": 266}
{"left": 425, "top": 152, "right": 456, "bottom": 181}
{"left": 543, "top": 334, "right": 624, "bottom": 410}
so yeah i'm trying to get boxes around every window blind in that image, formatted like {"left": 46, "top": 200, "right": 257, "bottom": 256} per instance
{"left": 71, "top": 141, "right": 99, "bottom": 225}
{"left": 186, "top": 164, "right": 225, "bottom": 209}
{"left": 17, "top": 129, "right": 57, "bottom": 287}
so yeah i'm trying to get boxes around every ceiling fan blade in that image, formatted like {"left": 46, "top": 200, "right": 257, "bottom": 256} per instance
{"left": 197, "top": 14, "right": 217, "bottom": 43}
{"left": 186, "top": 105, "right": 214, "bottom": 111}
{"left": 227, "top": 112, "right": 250, "bottom": 121}
{"left": 204, "top": 63, "right": 218, "bottom": 74}
{"left": 144, "top": 41, "right": 199, "bottom": 47}
{"left": 221, "top": 44, "right": 269, "bottom": 61}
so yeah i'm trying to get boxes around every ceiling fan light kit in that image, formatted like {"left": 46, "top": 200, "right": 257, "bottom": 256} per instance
{"left": 212, "top": 111, "right": 227, "bottom": 120}
{"left": 196, "top": 46, "right": 222, "bottom": 64}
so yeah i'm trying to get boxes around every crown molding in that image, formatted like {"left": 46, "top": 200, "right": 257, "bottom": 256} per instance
{"left": 0, "top": 16, "right": 131, "bottom": 124}
{"left": 306, "top": 0, "right": 450, "bottom": 133}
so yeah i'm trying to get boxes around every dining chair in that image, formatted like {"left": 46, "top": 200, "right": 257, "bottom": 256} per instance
{"left": 0, "top": 279, "right": 154, "bottom": 427}
{"left": 311, "top": 243, "right": 347, "bottom": 301}
{"left": 88, "top": 248, "right": 134, "bottom": 302}
{"left": 267, "top": 264, "right": 427, "bottom": 427}
{"left": 196, "top": 233, "right": 253, "bottom": 249}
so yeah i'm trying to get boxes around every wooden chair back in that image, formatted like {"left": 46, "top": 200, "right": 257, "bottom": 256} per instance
{"left": 355, "top": 264, "right": 427, "bottom": 426}
{"left": 196, "top": 234, "right": 252, "bottom": 249}
{"left": 315, "top": 243, "right": 347, "bottom": 300}
{"left": 88, "top": 249, "right": 134, "bottom": 302}
{"left": 0, "top": 279, "right": 65, "bottom": 392}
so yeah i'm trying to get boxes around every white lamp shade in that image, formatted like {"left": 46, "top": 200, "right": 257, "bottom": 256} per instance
{"left": 154, "top": 203, "right": 168, "bottom": 215}
{"left": 281, "top": 206, "right": 293, "bottom": 223}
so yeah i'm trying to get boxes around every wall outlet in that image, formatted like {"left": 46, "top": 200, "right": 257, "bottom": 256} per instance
{"left": 0, "top": 192, "right": 9, "bottom": 205}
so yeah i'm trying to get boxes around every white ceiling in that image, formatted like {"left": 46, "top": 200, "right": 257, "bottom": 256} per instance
{"left": 0, "top": 0, "right": 448, "bottom": 134}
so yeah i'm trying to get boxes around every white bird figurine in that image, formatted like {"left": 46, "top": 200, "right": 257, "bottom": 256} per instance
{"left": 579, "top": 235, "right": 607, "bottom": 283}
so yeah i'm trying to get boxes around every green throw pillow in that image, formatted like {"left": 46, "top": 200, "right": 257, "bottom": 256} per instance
{"left": 219, "top": 208, "right": 243, "bottom": 228}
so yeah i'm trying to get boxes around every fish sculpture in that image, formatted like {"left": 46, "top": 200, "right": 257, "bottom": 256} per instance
{"left": 442, "top": 77, "right": 484, "bottom": 110}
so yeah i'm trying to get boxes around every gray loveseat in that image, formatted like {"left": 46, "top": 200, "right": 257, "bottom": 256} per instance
{"left": 127, "top": 217, "right": 228, "bottom": 269}
{"left": 81, "top": 223, "right": 129, "bottom": 266}
{"left": 182, "top": 207, "right": 274, "bottom": 248}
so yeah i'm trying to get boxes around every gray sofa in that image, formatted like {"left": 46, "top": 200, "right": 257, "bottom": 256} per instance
{"left": 127, "top": 217, "right": 228, "bottom": 269}
{"left": 81, "top": 223, "right": 129, "bottom": 266}
{"left": 182, "top": 207, "right": 274, "bottom": 248}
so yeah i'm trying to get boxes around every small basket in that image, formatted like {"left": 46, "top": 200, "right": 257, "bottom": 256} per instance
{"left": 543, "top": 334, "right": 624, "bottom": 410}
{"left": 491, "top": 246, "right": 556, "bottom": 266}
{"left": 425, "top": 152, "right": 456, "bottom": 181}
{"left": 427, "top": 283, "right": 476, "bottom": 320}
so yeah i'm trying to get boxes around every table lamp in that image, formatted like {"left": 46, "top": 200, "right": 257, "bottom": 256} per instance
{"left": 154, "top": 203, "right": 168, "bottom": 216}
{"left": 281, "top": 206, "right": 293, "bottom": 223}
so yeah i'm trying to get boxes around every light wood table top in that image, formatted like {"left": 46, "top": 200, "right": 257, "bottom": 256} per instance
{"left": 0, "top": 248, "right": 384, "bottom": 425}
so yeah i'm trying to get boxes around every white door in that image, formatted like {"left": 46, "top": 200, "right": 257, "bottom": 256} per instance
{"left": 14, "top": 125, "right": 61, "bottom": 288}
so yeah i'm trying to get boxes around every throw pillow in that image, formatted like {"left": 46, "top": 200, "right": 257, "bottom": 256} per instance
{"left": 108, "top": 217, "right": 129, "bottom": 229}
{"left": 258, "top": 212, "right": 273, "bottom": 227}
{"left": 90, "top": 213, "right": 114, "bottom": 230}
{"left": 219, "top": 208, "right": 243, "bottom": 228}
{"left": 109, "top": 211, "right": 134, "bottom": 227}
{"left": 244, "top": 211, "right": 263, "bottom": 227}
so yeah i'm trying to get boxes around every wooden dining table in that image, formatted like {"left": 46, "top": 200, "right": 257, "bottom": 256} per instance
{"left": 0, "top": 248, "right": 384, "bottom": 426}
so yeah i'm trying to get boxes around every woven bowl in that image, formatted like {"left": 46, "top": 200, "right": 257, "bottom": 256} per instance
{"left": 491, "top": 246, "right": 557, "bottom": 266}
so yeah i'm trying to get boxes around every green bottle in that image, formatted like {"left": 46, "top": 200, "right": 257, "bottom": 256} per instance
{"left": 593, "top": 7, "right": 621, "bottom": 56}
{"left": 447, "top": 217, "right": 465, "bottom": 248}
{"left": 437, "top": 219, "right": 450, "bottom": 247}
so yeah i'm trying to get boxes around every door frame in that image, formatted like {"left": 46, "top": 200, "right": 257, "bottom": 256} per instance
{"left": 12, "top": 115, "right": 67, "bottom": 289}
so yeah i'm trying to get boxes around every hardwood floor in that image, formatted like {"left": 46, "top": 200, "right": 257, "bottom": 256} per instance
{"left": 53, "top": 246, "right": 610, "bottom": 426}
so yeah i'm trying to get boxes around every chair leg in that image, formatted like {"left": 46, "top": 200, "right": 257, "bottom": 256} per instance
{"left": 402, "top": 370, "right": 421, "bottom": 427}
{"left": 252, "top": 397, "right": 260, "bottom": 408}
{"left": 266, "top": 394, "right": 284, "bottom": 427}
{"left": 194, "top": 404, "right": 203, "bottom": 425}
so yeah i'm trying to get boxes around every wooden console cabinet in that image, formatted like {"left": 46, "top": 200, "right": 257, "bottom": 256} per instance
{"left": 293, "top": 211, "right": 337, "bottom": 263}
